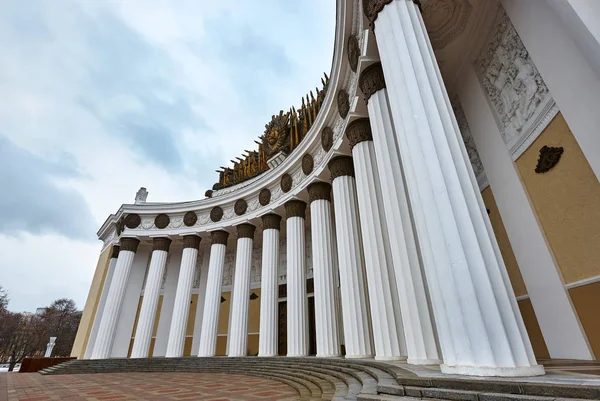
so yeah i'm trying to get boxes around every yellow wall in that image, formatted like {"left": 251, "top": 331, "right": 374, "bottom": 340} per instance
{"left": 517, "top": 298, "right": 550, "bottom": 359}
{"left": 481, "top": 187, "right": 527, "bottom": 297}
{"left": 70, "top": 245, "right": 113, "bottom": 358}
{"left": 569, "top": 282, "right": 600, "bottom": 358}
{"left": 516, "top": 113, "right": 600, "bottom": 284}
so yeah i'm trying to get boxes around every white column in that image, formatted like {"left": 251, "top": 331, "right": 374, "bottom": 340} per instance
{"left": 198, "top": 230, "right": 229, "bottom": 357}
{"left": 228, "top": 224, "right": 256, "bottom": 357}
{"left": 91, "top": 238, "right": 139, "bottom": 359}
{"left": 365, "top": 0, "right": 543, "bottom": 376}
{"left": 307, "top": 183, "right": 341, "bottom": 357}
{"left": 165, "top": 235, "right": 201, "bottom": 358}
{"left": 85, "top": 244, "right": 119, "bottom": 359}
{"left": 357, "top": 65, "right": 441, "bottom": 365}
{"left": 131, "top": 237, "right": 171, "bottom": 358}
{"left": 327, "top": 168, "right": 374, "bottom": 359}
{"left": 330, "top": 155, "right": 404, "bottom": 361}
{"left": 258, "top": 214, "right": 281, "bottom": 357}
{"left": 285, "top": 200, "right": 308, "bottom": 357}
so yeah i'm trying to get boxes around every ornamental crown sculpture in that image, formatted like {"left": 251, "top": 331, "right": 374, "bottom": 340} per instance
{"left": 212, "top": 73, "right": 330, "bottom": 191}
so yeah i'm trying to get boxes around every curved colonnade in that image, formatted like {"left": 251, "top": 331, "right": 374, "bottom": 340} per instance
{"left": 88, "top": 0, "right": 544, "bottom": 377}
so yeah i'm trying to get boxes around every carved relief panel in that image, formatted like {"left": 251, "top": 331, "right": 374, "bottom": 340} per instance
{"left": 452, "top": 99, "right": 488, "bottom": 189}
{"left": 475, "top": 5, "right": 558, "bottom": 159}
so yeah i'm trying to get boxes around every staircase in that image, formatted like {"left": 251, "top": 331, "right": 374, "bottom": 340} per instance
{"left": 39, "top": 357, "right": 600, "bottom": 401}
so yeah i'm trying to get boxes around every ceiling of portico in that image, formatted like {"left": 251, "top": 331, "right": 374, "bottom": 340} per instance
{"left": 421, "top": 0, "right": 499, "bottom": 91}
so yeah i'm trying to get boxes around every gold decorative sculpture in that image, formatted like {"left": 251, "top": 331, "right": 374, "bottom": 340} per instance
{"left": 212, "top": 73, "right": 329, "bottom": 190}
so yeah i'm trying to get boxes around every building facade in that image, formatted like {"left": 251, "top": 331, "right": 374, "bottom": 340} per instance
{"left": 72, "top": 0, "right": 600, "bottom": 377}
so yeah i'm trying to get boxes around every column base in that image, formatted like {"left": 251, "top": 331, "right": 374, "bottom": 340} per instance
{"left": 345, "top": 354, "right": 374, "bottom": 359}
{"left": 228, "top": 353, "right": 247, "bottom": 357}
{"left": 198, "top": 353, "right": 216, "bottom": 358}
{"left": 440, "top": 364, "right": 545, "bottom": 377}
{"left": 165, "top": 353, "right": 183, "bottom": 358}
{"left": 375, "top": 355, "right": 405, "bottom": 361}
{"left": 316, "top": 354, "right": 342, "bottom": 358}
{"left": 407, "top": 357, "right": 441, "bottom": 365}
{"left": 258, "top": 353, "right": 277, "bottom": 357}
{"left": 287, "top": 353, "right": 308, "bottom": 357}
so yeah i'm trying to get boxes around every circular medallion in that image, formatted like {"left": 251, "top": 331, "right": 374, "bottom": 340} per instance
{"left": 347, "top": 35, "right": 360, "bottom": 72}
{"left": 124, "top": 214, "right": 141, "bottom": 229}
{"left": 281, "top": 174, "right": 293, "bottom": 193}
{"left": 302, "top": 154, "right": 314, "bottom": 175}
{"left": 154, "top": 213, "right": 170, "bottom": 229}
{"left": 259, "top": 188, "right": 271, "bottom": 206}
{"left": 205, "top": 190, "right": 213, "bottom": 198}
{"left": 210, "top": 206, "right": 223, "bottom": 222}
{"left": 321, "top": 127, "right": 333, "bottom": 152}
{"left": 337, "top": 90, "right": 350, "bottom": 119}
{"left": 234, "top": 199, "right": 248, "bottom": 216}
{"left": 183, "top": 211, "right": 198, "bottom": 227}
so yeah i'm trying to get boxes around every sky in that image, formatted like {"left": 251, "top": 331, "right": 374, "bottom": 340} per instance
{"left": 0, "top": 0, "right": 335, "bottom": 312}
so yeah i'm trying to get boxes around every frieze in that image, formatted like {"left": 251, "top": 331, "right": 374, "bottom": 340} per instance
{"left": 337, "top": 90, "right": 350, "bottom": 119}
{"left": 281, "top": 174, "right": 293, "bottom": 193}
{"left": 302, "top": 153, "right": 314, "bottom": 175}
{"left": 347, "top": 35, "right": 360, "bottom": 72}
{"left": 452, "top": 98, "right": 487, "bottom": 189}
{"left": 234, "top": 199, "right": 248, "bottom": 216}
{"left": 210, "top": 206, "right": 223, "bottom": 222}
{"left": 475, "top": 6, "right": 558, "bottom": 159}
{"left": 183, "top": 211, "right": 198, "bottom": 227}
{"left": 124, "top": 214, "right": 141, "bottom": 229}
{"left": 154, "top": 214, "right": 170, "bottom": 229}
{"left": 321, "top": 127, "right": 333, "bottom": 151}
{"left": 259, "top": 188, "right": 271, "bottom": 206}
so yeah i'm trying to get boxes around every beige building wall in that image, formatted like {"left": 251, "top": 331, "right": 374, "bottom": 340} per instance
{"left": 70, "top": 245, "right": 113, "bottom": 359}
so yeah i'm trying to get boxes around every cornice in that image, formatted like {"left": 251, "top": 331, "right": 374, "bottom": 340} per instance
{"left": 98, "top": 0, "right": 364, "bottom": 243}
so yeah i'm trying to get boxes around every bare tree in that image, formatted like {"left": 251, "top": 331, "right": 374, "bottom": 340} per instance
{"left": 41, "top": 299, "right": 82, "bottom": 357}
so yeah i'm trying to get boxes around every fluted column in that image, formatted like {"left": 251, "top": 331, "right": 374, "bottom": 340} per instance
{"left": 307, "top": 183, "right": 341, "bottom": 357}
{"left": 330, "top": 155, "right": 404, "bottom": 360}
{"left": 198, "top": 230, "right": 229, "bottom": 357}
{"left": 228, "top": 224, "right": 256, "bottom": 357}
{"left": 91, "top": 239, "right": 139, "bottom": 359}
{"left": 285, "top": 200, "right": 308, "bottom": 357}
{"left": 131, "top": 237, "right": 172, "bottom": 358}
{"left": 165, "top": 235, "right": 201, "bottom": 357}
{"left": 327, "top": 164, "right": 374, "bottom": 359}
{"left": 364, "top": 0, "right": 543, "bottom": 376}
{"left": 258, "top": 214, "right": 281, "bottom": 357}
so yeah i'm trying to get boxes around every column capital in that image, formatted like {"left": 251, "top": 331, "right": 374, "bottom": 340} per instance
{"left": 346, "top": 118, "right": 373, "bottom": 150}
{"left": 183, "top": 235, "right": 201, "bottom": 250}
{"left": 120, "top": 237, "right": 140, "bottom": 253}
{"left": 328, "top": 156, "right": 355, "bottom": 179}
{"left": 211, "top": 230, "right": 229, "bottom": 245}
{"left": 363, "top": 0, "right": 421, "bottom": 23}
{"left": 285, "top": 200, "right": 307, "bottom": 219}
{"left": 110, "top": 245, "right": 121, "bottom": 259}
{"left": 359, "top": 62, "right": 386, "bottom": 102}
{"left": 237, "top": 223, "right": 256, "bottom": 239}
{"left": 307, "top": 182, "right": 332, "bottom": 203}
{"left": 152, "top": 237, "right": 172, "bottom": 252}
{"left": 262, "top": 213, "right": 282, "bottom": 231}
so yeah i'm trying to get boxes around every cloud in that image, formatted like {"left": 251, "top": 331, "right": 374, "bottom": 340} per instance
{"left": 0, "top": 136, "right": 96, "bottom": 239}
{"left": 0, "top": 0, "right": 335, "bottom": 312}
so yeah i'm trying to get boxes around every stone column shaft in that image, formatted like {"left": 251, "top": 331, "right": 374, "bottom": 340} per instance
{"left": 91, "top": 240, "right": 138, "bottom": 360}
{"left": 165, "top": 235, "right": 201, "bottom": 358}
{"left": 308, "top": 183, "right": 341, "bottom": 357}
{"left": 131, "top": 237, "right": 171, "bottom": 358}
{"left": 285, "top": 200, "right": 308, "bottom": 357}
{"left": 328, "top": 159, "right": 374, "bottom": 359}
{"left": 365, "top": 0, "right": 542, "bottom": 376}
{"left": 198, "top": 231, "right": 229, "bottom": 357}
{"left": 228, "top": 224, "right": 256, "bottom": 357}
{"left": 259, "top": 214, "right": 281, "bottom": 357}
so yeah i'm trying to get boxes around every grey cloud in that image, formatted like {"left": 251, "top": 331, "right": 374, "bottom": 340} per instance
{"left": 0, "top": 136, "right": 96, "bottom": 240}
